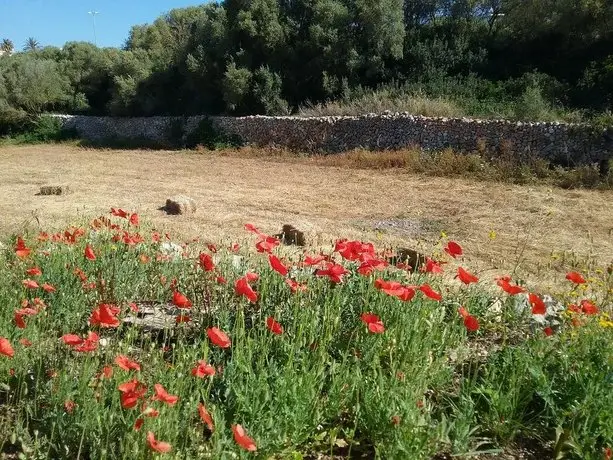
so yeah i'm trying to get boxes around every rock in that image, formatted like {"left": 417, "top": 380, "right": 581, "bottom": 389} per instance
{"left": 163, "top": 195, "right": 196, "bottom": 215}
{"left": 38, "top": 185, "right": 70, "bottom": 196}
{"left": 273, "top": 224, "right": 305, "bottom": 246}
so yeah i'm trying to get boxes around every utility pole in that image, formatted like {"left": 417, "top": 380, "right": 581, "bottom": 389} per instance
{"left": 88, "top": 10, "right": 100, "bottom": 46}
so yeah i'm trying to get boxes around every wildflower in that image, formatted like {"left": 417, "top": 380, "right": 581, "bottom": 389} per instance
{"left": 15, "top": 237, "right": 31, "bottom": 259}
{"left": 64, "top": 400, "right": 77, "bottom": 414}
{"left": 444, "top": 241, "right": 463, "bottom": 258}
{"left": 544, "top": 327, "right": 554, "bottom": 336}
{"left": 285, "top": 278, "right": 307, "bottom": 293}
{"left": 129, "top": 213, "right": 139, "bottom": 226}
{"left": 315, "top": 262, "right": 349, "bottom": 284}
{"left": 304, "top": 254, "right": 327, "bottom": 266}
{"left": 529, "top": 293, "right": 547, "bottom": 315}
{"left": 110, "top": 208, "right": 128, "bottom": 218}
{"left": 458, "top": 307, "right": 479, "bottom": 332}
{"left": 244, "top": 223, "right": 260, "bottom": 234}
{"left": 232, "top": 424, "right": 257, "bottom": 452}
{"left": 62, "top": 332, "right": 99, "bottom": 353}
{"left": 172, "top": 291, "right": 192, "bottom": 309}
{"left": 175, "top": 314, "right": 191, "bottom": 324}
{"left": 25, "top": 267, "right": 42, "bottom": 277}
{"left": 118, "top": 379, "right": 147, "bottom": 409}
{"left": 198, "top": 403, "right": 214, "bottom": 432}
{"left": 100, "top": 366, "right": 114, "bottom": 379}
{"left": 42, "top": 283, "right": 56, "bottom": 293}
{"left": 335, "top": 239, "right": 375, "bottom": 261}
{"left": 0, "top": 337, "right": 15, "bottom": 358}
{"left": 90, "top": 304, "right": 121, "bottom": 328}
{"left": 419, "top": 284, "right": 442, "bottom": 301}
{"left": 192, "top": 360, "right": 216, "bottom": 378}
{"left": 19, "top": 338, "right": 32, "bottom": 347}
{"left": 357, "top": 257, "right": 388, "bottom": 276}
{"left": 207, "top": 327, "right": 231, "bottom": 348}
{"left": 230, "top": 243, "right": 240, "bottom": 252}
{"left": 496, "top": 276, "right": 525, "bottom": 295}
{"left": 146, "top": 431, "right": 172, "bottom": 454}
{"left": 375, "top": 279, "right": 415, "bottom": 301}
{"left": 216, "top": 276, "right": 227, "bottom": 284}
{"left": 269, "top": 254, "right": 289, "bottom": 276}
{"left": 134, "top": 418, "right": 144, "bottom": 431}
{"left": 235, "top": 277, "right": 258, "bottom": 303}
{"left": 151, "top": 383, "right": 179, "bottom": 406}
{"left": 206, "top": 243, "right": 217, "bottom": 253}
{"left": 22, "top": 279, "right": 39, "bottom": 289}
{"left": 115, "top": 355, "right": 141, "bottom": 372}
{"left": 360, "top": 313, "right": 385, "bottom": 334}
{"left": 14, "top": 307, "right": 37, "bottom": 329}
{"left": 580, "top": 299, "right": 599, "bottom": 315}
{"left": 456, "top": 267, "right": 479, "bottom": 285}
{"left": 266, "top": 317, "right": 284, "bottom": 335}
{"left": 84, "top": 244, "right": 96, "bottom": 261}
{"left": 198, "top": 253, "right": 215, "bottom": 271}
{"left": 565, "top": 271, "right": 586, "bottom": 284}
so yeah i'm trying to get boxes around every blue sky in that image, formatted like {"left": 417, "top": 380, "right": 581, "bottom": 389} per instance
{"left": 0, "top": 0, "right": 203, "bottom": 49}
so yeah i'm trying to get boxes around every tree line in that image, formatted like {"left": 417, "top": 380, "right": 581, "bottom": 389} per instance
{"left": 1, "top": 0, "right": 612, "bottom": 128}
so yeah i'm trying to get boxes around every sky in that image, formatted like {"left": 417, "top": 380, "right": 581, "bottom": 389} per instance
{"left": 0, "top": 0, "right": 203, "bottom": 49}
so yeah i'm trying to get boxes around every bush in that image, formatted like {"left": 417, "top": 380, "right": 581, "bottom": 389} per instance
{"left": 0, "top": 114, "right": 77, "bottom": 143}
{"left": 184, "top": 117, "right": 242, "bottom": 149}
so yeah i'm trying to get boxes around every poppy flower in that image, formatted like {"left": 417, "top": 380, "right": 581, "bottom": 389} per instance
{"left": 496, "top": 276, "right": 525, "bottom": 295}
{"left": 206, "top": 243, "right": 217, "bottom": 253}
{"left": 315, "top": 262, "right": 349, "bottom": 284}
{"left": 25, "top": 267, "right": 42, "bottom": 277}
{"left": 100, "top": 366, "right": 114, "bottom": 379}
{"left": 172, "top": 291, "right": 192, "bottom": 309}
{"left": 129, "top": 213, "right": 139, "bottom": 226}
{"left": 152, "top": 383, "right": 179, "bottom": 406}
{"left": 175, "top": 315, "right": 191, "bottom": 324}
{"left": 357, "top": 258, "right": 388, "bottom": 276}
{"left": 565, "top": 271, "right": 586, "bottom": 284}
{"left": 444, "top": 241, "right": 463, "bottom": 258}
{"left": 139, "top": 254, "right": 150, "bottom": 264}
{"left": 14, "top": 308, "right": 36, "bottom": 329}
{"left": 42, "top": 283, "right": 57, "bottom": 293}
{"left": 216, "top": 276, "right": 227, "bottom": 284}
{"left": 285, "top": 278, "right": 307, "bottom": 293}
{"left": 255, "top": 236, "right": 280, "bottom": 253}
{"left": 64, "top": 400, "right": 76, "bottom": 414}
{"left": 269, "top": 254, "right": 289, "bottom": 276}
{"left": 207, "top": 327, "right": 231, "bottom": 348}
{"left": 110, "top": 208, "right": 128, "bottom": 218}
{"left": 232, "top": 424, "right": 257, "bottom": 452}
{"left": 146, "top": 431, "right": 172, "bottom": 454}
{"left": 118, "top": 379, "right": 147, "bottom": 409}
{"left": 62, "top": 332, "right": 98, "bottom": 353}
{"left": 84, "top": 244, "right": 96, "bottom": 261}
{"left": 529, "top": 293, "right": 546, "bottom": 315}
{"left": 230, "top": 243, "right": 240, "bottom": 252}
{"left": 304, "top": 254, "right": 327, "bottom": 266}
{"left": 458, "top": 306, "right": 479, "bottom": 331}
{"left": 374, "top": 279, "right": 416, "bottom": 302}
{"left": 62, "top": 334, "right": 84, "bottom": 346}
{"left": 456, "top": 267, "right": 479, "bottom": 285}
{"left": 90, "top": 304, "right": 121, "bottom": 328}
{"left": 115, "top": 355, "right": 141, "bottom": 372}
{"left": 22, "top": 279, "right": 39, "bottom": 289}
{"left": 580, "top": 299, "right": 599, "bottom": 315}
{"left": 198, "top": 253, "right": 215, "bottom": 272}
{"left": 198, "top": 403, "right": 214, "bottom": 432}
{"left": 0, "top": 337, "right": 15, "bottom": 358}
{"left": 192, "top": 360, "right": 216, "bottom": 378}
{"left": 134, "top": 418, "right": 144, "bottom": 431}
{"left": 38, "top": 232, "right": 49, "bottom": 242}
{"left": 14, "top": 237, "right": 31, "bottom": 259}
{"left": 19, "top": 338, "right": 32, "bottom": 347}
{"left": 245, "top": 272, "right": 259, "bottom": 282}
{"left": 419, "top": 284, "right": 442, "bottom": 301}
{"left": 244, "top": 223, "right": 260, "bottom": 234}
{"left": 266, "top": 317, "right": 284, "bottom": 335}
{"left": 544, "top": 327, "right": 554, "bottom": 336}
{"left": 360, "top": 313, "right": 385, "bottom": 334}
{"left": 235, "top": 277, "right": 258, "bottom": 303}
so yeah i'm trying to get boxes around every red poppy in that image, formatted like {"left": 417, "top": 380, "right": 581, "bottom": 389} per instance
{"left": 62, "top": 334, "right": 83, "bottom": 346}
{"left": 207, "top": 327, "right": 231, "bottom": 348}
{"left": 38, "top": 232, "right": 49, "bottom": 242}
{"left": 41, "top": 283, "right": 56, "bottom": 293}
{"left": 603, "top": 447, "right": 611, "bottom": 460}
{"left": 230, "top": 243, "right": 241, "bottom": 252}
{"left": 304, "top": 254, "right": 327, "bottom": 266}
{"left": 15, "top": 237, "right": 31, "bottom": 259}
{"left": 198, "top": 403, "right": 214, "bottom": 432}
{"left": 457, "top": 306, "right": 469, "bottom": 318}
{"left": 129, "top": 213, "right": 139, "bottom": 226}
{"left": 0, "top": 337, "right": 15, "bottom": 358}
{"left": 357, "top": 258, "right": 388, "bottom": 276}
{"left": 232, "top": 424, "right": 257, "bottom": 452}
{"left": 111, "top": 208, "right": 129, "bottom": 218}
{"left": 235, "top": 277, "right": 258, "bottom": 303}
{"left": 269, "top": 254, "right": 289, "bottom": 276}
{"left": 100, "top": 366, "right": 114, "bottom": 379}
{"left": 198, "top": 253, "right": 215, "bottom": 272}
{"left": 285, "top": 278, "right": 307, "bottom": 293}
{"left": 244, "top": 223, "right": 260, "bottom": 234}
{"left": 360, "top": 313, "right": 385, "bottom": 334}
{"left": 565, "top": 271, "right": 586, "bottom": 284}
{"left": 90, "top": 304, "right": 121, "bottom": 328}
{"left": 134, "top": 418, "right": 144, "bottom": 431}
{"left": 543, "top": 327, "right": 554, "bottom": 336}
{"left": 84, "top": 244, "right": 96, "bottom": 261}
{"left": 192, "top": 360, "right": 216, "bottom": 378}
{"left": 255, "top": 236, "right": 280, "bottom": 253}
{"left": 266, "top": 317, "right": 284, "bottom": 335}
{"left": 419, "top": 284, "right": 442, "bottom": 301}
{"left": 216, "top": 276, "right": 227, "bottom": 284}
{"left": 496, "top": 276, "right": 525, "bottom": 295}
{"left": 529, "top": 293, "right": 546, "bottom": 315}
{"left": 175, "top": 315, "right": 191, "bottom": 324}
{"left": 152, "top": 383, "right": 179, "bottom": 406}
{"left": 139, "top": 254, "right": 150, "bottom": 264}
{"left": 22, "top": 279, "right": 39, "bottom": 289}
{"left": 444, "top": 241, "right": 463, "bottom": 258}
{"left": 463, "top": 315, "right": 479, "bottom": 332}
{"left": 245, "top": 272, "right": 259, "bottom": 282}
{"left": 62, "top": 332, "right": 98, "bottom": 353}
{"left": 146, "top": 431, "right": 172, "bottom": 454}
{"left": 25, "top": 267, "right": 42, "bottom": 277}
{"left": 172, "top": 291, "right": 192, "bottom": 309}
{"left": 14, "top": 307, "right": 37, "bottom": 329}
{"left": 118, "top": 379, "right": 147, "bottom": 409}
{"left": 456, "top": 267, "right": 479, "bottom": 285}
{"left": 206, "top": 243, "right": 217, "bottom": 253}
{"left": 375, "top": 279, "right": 416, "bottom": 302}
{"left": 115, "top": 355, "right": 141, "bottom": 372}
{"left": 315, "top": 262, "right": 349, "bottom": 284}
{"left": 19, "top": 338, "right": 32, "bottom": 347}
{"left": 580, "top": 299, "right": 599, "bottom": 315}
{"left": 64, "top": 400, "right": 76, "bottom": 414}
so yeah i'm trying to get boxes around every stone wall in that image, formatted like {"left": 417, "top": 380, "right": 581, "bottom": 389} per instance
{"left": 55, "top": 113, "right": 611, "bottom": 166}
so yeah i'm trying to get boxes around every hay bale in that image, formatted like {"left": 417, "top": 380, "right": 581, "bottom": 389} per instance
{"left": 39, "top": 185, "right": 70, "bottom": 196}
{"left": 164, "top": 195, "right": 196, "bottom": 215}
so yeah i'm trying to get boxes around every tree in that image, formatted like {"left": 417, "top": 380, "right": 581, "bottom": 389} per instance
{"left": 1, "top": 38, "right": 14, "bottom": 55}
{"left": 23, "top": 37, "right": 40, "bottom": 52}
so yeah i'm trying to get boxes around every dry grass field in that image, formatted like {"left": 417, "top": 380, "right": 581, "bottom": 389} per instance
{"left": 1, "top": 144, "right": 612, "bottom": 283}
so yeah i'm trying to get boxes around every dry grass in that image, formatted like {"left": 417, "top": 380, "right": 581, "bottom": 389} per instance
{"left": 1, "top": 144, "right": 612, "bottom": 287}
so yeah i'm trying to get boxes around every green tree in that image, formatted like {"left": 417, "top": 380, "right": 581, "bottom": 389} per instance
{"left": 23, "top": 37, "right": 40, "bottom": 52}
{"left": 1, "top": 38, "right": 14, "bottom": 55}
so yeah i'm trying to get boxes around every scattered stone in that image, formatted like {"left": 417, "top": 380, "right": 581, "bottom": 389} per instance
{"left": 163, "top": 195, "right": 196, "bottom": 215}
{"left": 387, "top": 247, "right": 427, "bottom": 271}
{"left": 123, "top": 301, "right": 186, "bottom": 332}
{"left": 274, "top": 224, "right": 305, "bottom": 246}
{"left": 38, "top": 185, "right": 70, "bottom": 196}
{"left": 160, "top": 242, "right": 183, "bottom": 260}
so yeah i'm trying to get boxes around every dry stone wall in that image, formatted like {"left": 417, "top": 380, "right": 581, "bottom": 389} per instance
{"left": 55, "top": 114, "right": 611, "bottom": 166}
